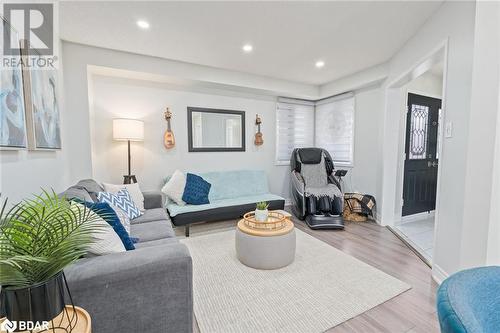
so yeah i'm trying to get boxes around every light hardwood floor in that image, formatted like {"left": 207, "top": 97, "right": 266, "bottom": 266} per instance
{"left": 177, "top": 212, "right": 439, "bottom": 333}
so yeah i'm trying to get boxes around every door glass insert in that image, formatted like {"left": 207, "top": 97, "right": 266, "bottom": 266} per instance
{"left": 409, "top": 104, "right": 429, "bottom": 160}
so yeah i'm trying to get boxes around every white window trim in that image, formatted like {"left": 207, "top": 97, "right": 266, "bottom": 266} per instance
{"left": 275, "top": 93, "right": 356, "bottom": 167}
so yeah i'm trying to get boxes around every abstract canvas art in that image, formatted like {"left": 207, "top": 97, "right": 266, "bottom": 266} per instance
{"left": 0, "top": 20, "right": 27, "bottom": 149}
{"left": 28, "top": 68, "right": 61, "bottom": 149}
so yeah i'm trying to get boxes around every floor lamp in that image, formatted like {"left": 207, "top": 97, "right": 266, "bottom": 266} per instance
{"left": 113, "top": 118, "right": 144, "bottom": 184}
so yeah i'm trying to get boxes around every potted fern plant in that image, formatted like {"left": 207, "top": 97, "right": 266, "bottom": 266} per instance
{"left": 255, "top": 201, "right": 269, "bottom": 222}
{"left": 0, "top": 191, "right": 102, "bottom": 323}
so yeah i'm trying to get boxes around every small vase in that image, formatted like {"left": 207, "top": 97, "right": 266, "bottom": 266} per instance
{"left": 255, "top": 209, "right": 269, "bottom": 222}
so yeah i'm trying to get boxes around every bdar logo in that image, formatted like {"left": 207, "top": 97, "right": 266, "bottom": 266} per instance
{"left": 0, "top": 319, "right": 17, "bottom": 333}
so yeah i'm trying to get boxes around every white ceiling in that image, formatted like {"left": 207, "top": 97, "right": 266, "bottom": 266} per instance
{"left": 59, "top": 1, "right": 443, "bottom": 85}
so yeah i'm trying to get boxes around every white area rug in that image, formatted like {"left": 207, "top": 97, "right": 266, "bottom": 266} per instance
{"left": 181, "top": 229, "right": 410, "bottom": 333}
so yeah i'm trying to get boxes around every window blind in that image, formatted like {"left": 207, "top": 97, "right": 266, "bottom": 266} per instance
{"left": 275, "top": 101, "right": 314, "bottom": 163}
{"left": 315, "top": 96, "right": 355, "bottom": 165}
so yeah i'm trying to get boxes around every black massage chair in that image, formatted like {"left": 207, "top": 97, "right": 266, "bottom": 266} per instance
{"left": 290, "top": 148, "right": 345, "bottom": 230}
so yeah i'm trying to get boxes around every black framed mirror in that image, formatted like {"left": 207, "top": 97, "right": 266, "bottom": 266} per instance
{"left": 187, "top": 107, "right": 245, "bottom": 152}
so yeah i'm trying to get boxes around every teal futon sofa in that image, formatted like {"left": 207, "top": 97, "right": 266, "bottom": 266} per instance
{"left": 167, "top": 170, "right": 285, "bottom": 236}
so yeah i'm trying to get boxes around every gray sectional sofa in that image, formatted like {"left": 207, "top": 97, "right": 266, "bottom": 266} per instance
{"left": 62, "top": 179, "right": 192, "bottom": 333}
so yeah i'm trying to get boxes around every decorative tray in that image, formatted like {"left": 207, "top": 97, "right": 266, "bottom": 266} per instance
{"left": 242, "top": 211, "right": 288, "bottom": 231}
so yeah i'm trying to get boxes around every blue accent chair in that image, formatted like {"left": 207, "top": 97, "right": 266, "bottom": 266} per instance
{"left": 437, "top": 266, "right": 500, "bottom": 333}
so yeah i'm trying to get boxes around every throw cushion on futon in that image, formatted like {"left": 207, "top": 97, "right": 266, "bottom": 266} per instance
{"left": 77, "top": 200, "right": 135, "bottom": 251}
{"left": 182, "top": 173, "right": 211, "bottom": 205}
{"left": 98, "top": 189, "right": 142, "bottom": 220}
{"left": 161, "top": 170, "right": 187, "bottom": 205}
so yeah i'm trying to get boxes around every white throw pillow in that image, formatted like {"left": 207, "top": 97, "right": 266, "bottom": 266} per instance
{"left": 71, "top": 203, "right": 126, "bottom": 256}
{"left": 161, "top": 170, "right": 186, "bottom": 205}
{"left": 102, "top": 182, "right": 145, "bottom": 211}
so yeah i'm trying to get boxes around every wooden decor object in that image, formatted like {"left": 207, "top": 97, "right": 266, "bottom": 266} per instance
{"left": 242, "top": 211, "right": 290, "bottom": 232}
{"left": 254, "top": 114, "right": 263, "bottom": 146}
{"left": 238, "top": 217, "right": 294, "bottom": 237}
{"left": 163, "top": 107, "right": 175, "bottom": 149}
{"left": 1, "top": 306, "right": 92, "bottom": 333}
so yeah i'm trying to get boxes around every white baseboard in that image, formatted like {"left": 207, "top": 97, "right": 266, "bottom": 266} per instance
{"left": 401, "top": 211, "right": 435, "bottom": 223}
{"left": 432, "top": 264, "right": 449, "bottom": 285}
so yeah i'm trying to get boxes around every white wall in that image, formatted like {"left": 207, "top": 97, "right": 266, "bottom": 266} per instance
{"left": 89, "top": 74, "right": 384, "bottom": 201}
{"left": 487, "top": 79, "right": 500, "bottom": 265}
{"left": 490, "top": 12, "right": 500, "bottom": 264}
{"left": 60, "top": 41, "right": 323, "bottom": 190}
{"left": 89, "top": 75, "right": 291, "bottom": 198}
{"left": 460, "top": 0, "right": 500, "bottom": 268}
{"left": 0, "top": 149, "right": 69, "bottom": 204}
{"left": 347, "top": 87, "right": 384, "bottom": 201}
{"left": 373, "top": 0, "right": 500, "bottom": 278}
{"left": 406, "top": 71, "right": 443, "bottom": 98}
{"left": 58, "top": 41, "right": 384, "bottom": 203}
{"left": 377, "top": 1, "right": 476, "bottom": 278}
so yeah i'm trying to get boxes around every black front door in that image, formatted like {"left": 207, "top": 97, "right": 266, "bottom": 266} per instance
{"left": 402, "top": 93, "right": 441, "bottom": 216}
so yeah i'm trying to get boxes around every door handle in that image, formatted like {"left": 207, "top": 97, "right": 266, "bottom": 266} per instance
{"left": 428, "top": 161, "right": 438, "bottom": 167}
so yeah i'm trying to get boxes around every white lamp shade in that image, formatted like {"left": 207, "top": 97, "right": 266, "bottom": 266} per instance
{"left": 113, "top": 119, "right": 144, "bottom": 141}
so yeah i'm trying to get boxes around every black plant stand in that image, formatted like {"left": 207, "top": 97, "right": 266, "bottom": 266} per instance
{"left": 35, "top": 273, "right": 79, "bottom": 333}
{"left": 45, "top": 273, "right": 79, "bottom": 333}
{"left": 1, "top": 273, "right": 81, "bottom": 333}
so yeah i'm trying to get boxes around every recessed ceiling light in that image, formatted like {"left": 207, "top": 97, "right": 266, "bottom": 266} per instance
{"left": 315, "top": 60, "right": 325, "bottom": 68}
{"left": 136, "top": 20, "right": 150, "bottom": 29}
{"left": 242, "top": 44, "right": 253, "bottom": 53}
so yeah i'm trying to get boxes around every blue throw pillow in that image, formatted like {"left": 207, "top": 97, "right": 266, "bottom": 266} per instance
{"left": 78, "top": 200, "right": 135, "bottom": 251}
{"left": 182, "top": 173, "right": 211, "bottom": 205}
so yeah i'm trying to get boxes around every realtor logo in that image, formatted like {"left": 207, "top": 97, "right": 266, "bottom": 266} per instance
{"left": 0, "top": 319, "right": 16, "bottom": 333}
{"left": 3, "top": 3, "right": 54, "bottom": 55}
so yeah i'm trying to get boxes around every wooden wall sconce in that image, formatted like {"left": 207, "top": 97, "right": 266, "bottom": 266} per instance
{"left": 163, "top": 107, "right": 175, "bottom": 149}
{"left": 254, "top": 114, "right": 263, "bottom": 146}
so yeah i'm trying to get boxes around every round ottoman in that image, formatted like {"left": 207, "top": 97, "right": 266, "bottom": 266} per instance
{"left": 235, "top": 219, "right": 296, "bottom": 270}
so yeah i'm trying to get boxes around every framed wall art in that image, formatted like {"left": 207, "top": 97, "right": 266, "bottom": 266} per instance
{"left": 25, "top": 64, "right": 62, "bottom": 150}
{"left": 0, "top": 18, "right": 28, "bottom": 150}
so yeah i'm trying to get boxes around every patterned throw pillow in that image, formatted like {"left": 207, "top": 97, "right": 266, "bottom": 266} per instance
{"left": 111, "top": 204, "right": 131, "bottom": 234}
{"left": 102, "top": 182, "right": 145, "bottom": 211}
{"left": 182, "top": 173, "right": 211, "bottom": 205}
{"left": 100, "top": 202, "right": 139, "bottom": 243}
{"left": 111, "top": 206, "right": 139, "bottom": 243}
{"left": 97, "top": 189, "right": 142, "bottom": 220}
